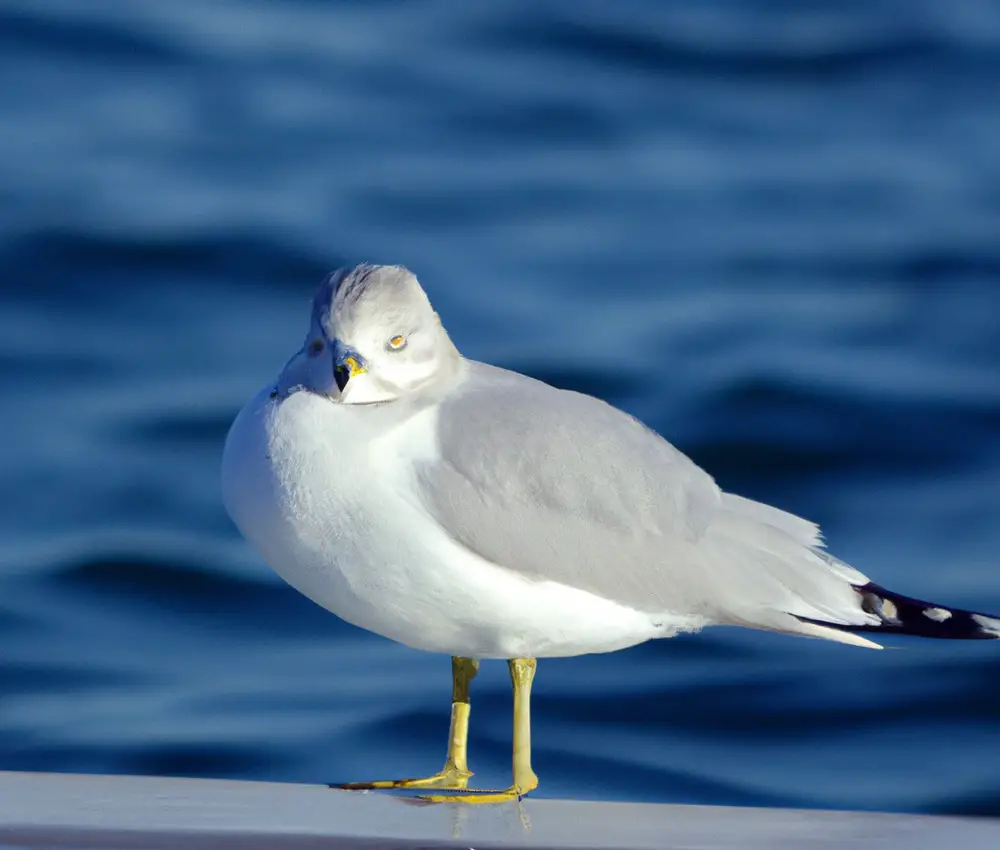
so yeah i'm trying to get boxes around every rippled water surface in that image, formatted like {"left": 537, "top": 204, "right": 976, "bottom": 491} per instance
{"left": 2, "top": 0, "right": 1000, "bottom": 816}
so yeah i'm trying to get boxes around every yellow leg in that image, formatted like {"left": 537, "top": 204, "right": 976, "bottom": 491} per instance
{"left": 423, "top": 657, "right": 540, "bottom": 804}
{"left": 335, "top": 656, "right": 479, "bottom": 791}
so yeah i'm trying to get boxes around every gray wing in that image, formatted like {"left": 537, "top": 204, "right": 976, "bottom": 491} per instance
{"left": 416, "top": 361, "right": 874, "bottom": 628}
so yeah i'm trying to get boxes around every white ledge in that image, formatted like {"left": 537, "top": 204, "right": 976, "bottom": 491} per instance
{"left": 1, "top": 771, "right": 998, "bottom": 850}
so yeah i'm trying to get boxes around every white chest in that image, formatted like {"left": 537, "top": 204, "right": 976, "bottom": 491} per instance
{"left": 222, "top": 386, "right": 662, "bottom": 659}
{"left": 222, "top": 387, "right": 467, "bottom": 649}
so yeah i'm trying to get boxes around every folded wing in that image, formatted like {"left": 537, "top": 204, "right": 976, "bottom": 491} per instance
{"left": 415, "top": 362, "right": 881, "bottom": 643}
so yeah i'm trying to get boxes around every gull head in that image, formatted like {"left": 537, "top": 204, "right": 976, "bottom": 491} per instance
{"left": 277, "top": 264, "right": 459, "bottom": 404}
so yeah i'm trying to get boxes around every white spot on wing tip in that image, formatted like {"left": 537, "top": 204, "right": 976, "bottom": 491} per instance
{"left": 972, "top": 614, "right": 1000, "bottom": 637}
{"left": 923, "top": 607, "right": 952, "bottom": 622}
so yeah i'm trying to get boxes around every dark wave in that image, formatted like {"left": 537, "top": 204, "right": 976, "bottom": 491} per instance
{"left": 0, "top": 228, "right": 336, "bottom": 299}
{"left": 120, "top": 744, "right": 279, "bottom": 780}
{"left": 0, "top": 7, "right": 190, "bottom": 68}
{"left": 49, "top": 555, "right": 347, "bottom": 637}
{"left": 123, "top": 409, "right": 236, "bottom": 451}
{"left": 735, "top": 250, "right": 1000, "bottom": 287}
{"left": 682, "top": 376, "right": 1000, "bottom": 477}
{"left": 475, "top": 16, "right": 973, "bottom": 80}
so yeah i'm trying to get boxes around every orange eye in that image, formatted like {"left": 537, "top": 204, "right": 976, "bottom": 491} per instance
{"left": 387, "top": 335, "right": 407, "bottom": 351}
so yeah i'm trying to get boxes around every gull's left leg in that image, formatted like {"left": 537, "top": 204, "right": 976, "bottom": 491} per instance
{"left": 335, "top": 656, "right": 479, "bottom": 791}
{"left": 422, "top": 657, "right": 539, "bottom": 804}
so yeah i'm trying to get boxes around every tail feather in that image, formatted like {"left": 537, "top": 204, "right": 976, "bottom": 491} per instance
{"left": 792, "top": 619, "right": 884, "bottom": 650}
{"left": 797, "top": 582, "right": 1000, "bottom": 641}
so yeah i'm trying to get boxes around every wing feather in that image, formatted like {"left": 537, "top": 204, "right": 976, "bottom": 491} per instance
{"left": 416, "top": 361, "right": 877, "bottom": 634}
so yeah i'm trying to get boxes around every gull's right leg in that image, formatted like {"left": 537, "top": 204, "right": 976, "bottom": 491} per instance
{"left": 334, "top": 656, "right": 479, "bottom": 791}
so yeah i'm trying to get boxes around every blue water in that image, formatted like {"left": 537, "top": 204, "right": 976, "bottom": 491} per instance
{"left": 2, "top": 0, "right": 1000, "bottom": 817}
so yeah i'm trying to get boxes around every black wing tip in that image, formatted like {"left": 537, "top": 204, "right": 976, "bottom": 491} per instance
{"left": 800, "top": 582, "right": 1000, "bottom": 641}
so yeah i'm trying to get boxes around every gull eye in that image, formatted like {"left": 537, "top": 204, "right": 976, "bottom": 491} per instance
{"left": 387, "top": 334, "right": 407, "bottom": 351}
{"left": 307, "top": 339, "right": 324, "bottom": 357}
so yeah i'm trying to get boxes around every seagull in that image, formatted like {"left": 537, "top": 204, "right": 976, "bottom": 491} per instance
{"left": 222, "top": 263, "right": 1000, "bottom": 803}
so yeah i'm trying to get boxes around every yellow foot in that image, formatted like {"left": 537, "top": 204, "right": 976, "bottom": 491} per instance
{"left": 334, "top": 766, "right": 472, "bottom": 791}
{"left": 421, "top": 785, "right": 535, "bottom": 805}
{"left": 421, "top": 772, "right": 539, "bottom": 804}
